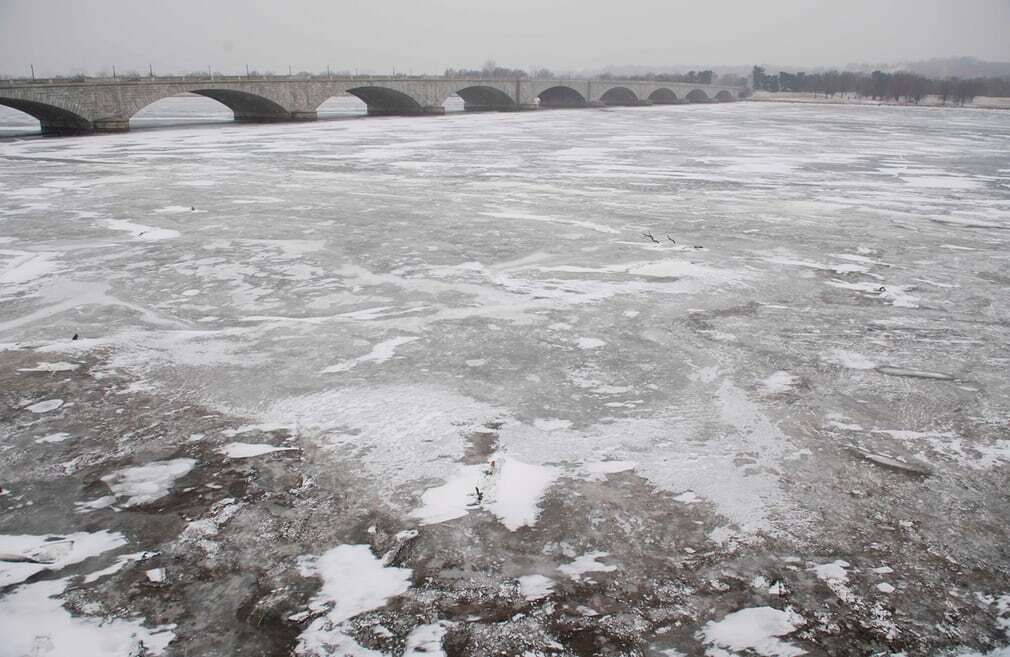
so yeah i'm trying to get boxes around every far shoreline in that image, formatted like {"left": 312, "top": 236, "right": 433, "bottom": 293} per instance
{"left": 747, "top": 90, "right": 1010, "bottom": 111}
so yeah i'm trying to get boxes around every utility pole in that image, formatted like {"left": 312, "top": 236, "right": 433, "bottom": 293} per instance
{"left": 30, "top": 64, "right": 35, "bottom": 81}
{"left": 149, "top": 63, "right": 153, "bottom": 78}
{"left": 246, "top": 64, "right": 250, "bottom": 78}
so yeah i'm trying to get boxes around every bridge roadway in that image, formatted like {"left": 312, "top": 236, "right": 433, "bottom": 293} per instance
{"left": 0, "top": 76, "right": 747, "bottom": 136}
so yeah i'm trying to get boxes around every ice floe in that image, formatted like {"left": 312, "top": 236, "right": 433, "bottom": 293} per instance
{"left": 99, "top": 458, "right": 196, "bottom": 506}
{"left": 219, "top": 442, "right": 299, "bottom": 459}
{"left": 558, "top": 551, "right": 617, "bottom": 581}
{"left": 319, "top": 335, "right": 418, "bottom": 373}
{"left": 101, "top": 219, "right": 180, "bottom": 241}
{"left": 82, "top": 551, "right": 157, "bottom": 584}
{"left": 25, "top": 399, "right": 63, "bottom": 413}
{"left": 518, "top": 574, "right": 555, "bottom": 601}
{"left": 35, "top": 432, "right": 72, "bottom": 444}
{"left": 875, "top": 366, "right": 954, "bottom": 380}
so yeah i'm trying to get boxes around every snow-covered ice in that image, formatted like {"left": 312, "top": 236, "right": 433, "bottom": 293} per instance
{"left": 2, "top": 98, "right": 1010, "bottom": 656}
{"left": 0, "top": 530, "right": 127, "bottom": 587}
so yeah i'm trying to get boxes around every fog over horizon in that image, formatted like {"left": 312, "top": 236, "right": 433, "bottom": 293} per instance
{"left": 1, "top": 0, "right": 1009, "bottom": 77}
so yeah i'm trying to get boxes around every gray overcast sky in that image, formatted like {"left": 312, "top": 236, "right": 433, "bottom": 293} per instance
{"left": 1, "top": 0, "right": 1008, "bottom": 76}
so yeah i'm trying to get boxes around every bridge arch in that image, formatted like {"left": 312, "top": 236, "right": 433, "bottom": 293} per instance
{"left": 313, "top": 94, "right": 368, "bottom": 118}
{"left": 537, "top": 86, "right": 587, "bottom": 109}
{"left": 453, "top": 85, "right": 516, "bottom": 112}
{"left": 685, "top": 89, "right": 710, "bottom": 103}
{"left": 714, "top": 90, "right": 735, "bottom": 102}
{"left": 188, "top": 89, "right": 292, "bottom": 122}
{"left": 648, "top": 88, "right": 679, "bottom": 104}
{"left": 348, "top": 86, "right": 424, "bottom": 116}
{"left": 0, "top": 97, "right": 93, "bottom": 135}
{"left": 128, "top": 92, "right": 235, "bottom": 128}
{"left": 599, "top": 86, "right": 640, "bottom": 106}
{"left": 124, "top": 88, "right": 294, "bottom": 125}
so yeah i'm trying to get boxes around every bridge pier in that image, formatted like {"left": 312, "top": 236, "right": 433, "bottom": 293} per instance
{"left": 367, "top": 106, "right": 446, "bottom": 117}
{"left": 463, "top": 102, "right": 538, "bottom": 112}
{"left": 93, "top": 119, "right": 130, "bottom": 134}
{"left": 235, "top": 111, "right": 318, "bottom": 123}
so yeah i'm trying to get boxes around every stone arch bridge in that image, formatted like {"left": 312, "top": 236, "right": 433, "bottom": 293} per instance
{"left": 0, "top": 76, "right": 747, "bottom": 135}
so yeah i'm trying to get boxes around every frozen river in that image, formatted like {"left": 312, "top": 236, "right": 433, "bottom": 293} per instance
{"left": 1, "top": 99, "right": 1009, "bottom": 656}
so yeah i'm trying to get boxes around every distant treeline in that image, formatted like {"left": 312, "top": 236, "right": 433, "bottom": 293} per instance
{"left": 442, "top": 63, "right": 749, "bottom": 86}
{"left": 753, "top": 66, "right": 1010, "bottom": 104}
{"left": 597, "top": 71, "right": 750, "bottom": 87}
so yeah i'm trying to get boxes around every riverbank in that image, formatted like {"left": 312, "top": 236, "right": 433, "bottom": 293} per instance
{"left": 750, "top": 90, "right": 1010, "bottom": 110}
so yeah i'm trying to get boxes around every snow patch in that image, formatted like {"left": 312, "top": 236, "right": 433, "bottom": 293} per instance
{"left": 584, "top": 460, "right": 636, "bottom": 476}
{"left": 295, "top": 545, "right": 412, "bottom": 656}
{"left": 403, "top": 622, "right": 450, "bottom": 657}
{"left": 0, "top": 578, "right": 175, "bottom": 657}
{"left": 18, "top": 361, "right": 79, "bottom": 373}
{"left": 826, "top": 350, "right": 876, "bottom": 370}
{"left": 411, "top": 457, "right": 558, "bottom": 531}
{"left": 701, "top": 606, "right": 806, "bottom": 657}
{"left": 1, "top": 251, "right": 63, "bottom": 288}
{"left": 760, "top": 371, "right": 799, "bottom": 394}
